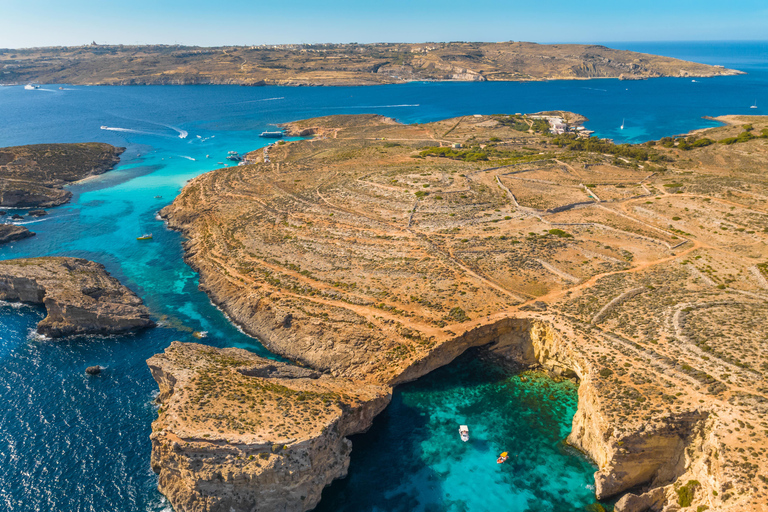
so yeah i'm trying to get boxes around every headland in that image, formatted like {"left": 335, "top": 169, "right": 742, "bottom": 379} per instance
{"left": 0, "top": 142, "right": 124, "bottom": 208}
{"left": 154, "top": 113, "right": 768, "bottom": 511}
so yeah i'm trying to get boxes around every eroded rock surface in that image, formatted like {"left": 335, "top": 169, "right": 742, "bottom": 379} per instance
{"left": 157, "top": 114, "right": 768, "bottom": 511}
{"left": 0, "top": 224, "right": 35, "bottom": 245}
{"left": 148, "top": 342, "right": 389, "bottom": 512}
{"left": 0, "top": 257, "right": 154, "bottom": 336}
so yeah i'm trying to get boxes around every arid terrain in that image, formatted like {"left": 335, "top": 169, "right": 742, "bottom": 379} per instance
{"left": 155, "top": 113, "right": 768, "bottom": 512}
{"left": 0, "top": 143, "right": 124, "bottom": 207}
{"left": 0, "top": 42, "right": 742, "bottom": 86}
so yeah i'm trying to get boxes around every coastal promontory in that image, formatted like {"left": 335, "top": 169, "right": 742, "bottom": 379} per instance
{"left": 0, "top": 143, "right": 124, "bottom": 207}
{"left": 157, "top": 113, "right": 768, "bottom": 511}
{"left": 0, "top": 257, "right": 154, "bottom": 337}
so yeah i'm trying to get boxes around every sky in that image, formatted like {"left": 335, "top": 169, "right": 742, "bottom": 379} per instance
{"left": 1, "top": 0, "right": 768, "bottom": 48}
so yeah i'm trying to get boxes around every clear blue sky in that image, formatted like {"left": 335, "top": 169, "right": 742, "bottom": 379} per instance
{"left": 2, "top": 0, "right": 767, "bottom": 48}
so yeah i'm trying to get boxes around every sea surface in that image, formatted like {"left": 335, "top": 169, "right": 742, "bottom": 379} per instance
{"left": 0, "top": 41, "right": 765, "bottom": 512}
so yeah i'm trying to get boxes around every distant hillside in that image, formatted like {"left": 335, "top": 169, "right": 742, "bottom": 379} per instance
{"left": 0, "top": 42, "right": 742, "bottom": 86}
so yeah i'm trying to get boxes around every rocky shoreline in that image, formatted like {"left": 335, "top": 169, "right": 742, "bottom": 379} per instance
{"left": 154, "top": 114, "right": 768, "bottom": 512}
{"left": 0, "top": 257, "right": 154, "bottom": 337}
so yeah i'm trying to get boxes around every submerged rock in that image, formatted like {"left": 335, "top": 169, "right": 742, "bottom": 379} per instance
{"left": 0, "top": 257, "right": 154, "bottom": 337}
{"left": 27, "top": 209, "right": 48, "bottom": 217}
{"left": 85, "top": 366, "right": 101, "bottom": 375}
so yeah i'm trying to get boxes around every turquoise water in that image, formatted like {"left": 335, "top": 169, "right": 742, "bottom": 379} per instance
{"left": 0, "top": 41, "right": 765, "bottom": 512}
{"left": 316, "top": 351, "right": 599, "bottom": 512}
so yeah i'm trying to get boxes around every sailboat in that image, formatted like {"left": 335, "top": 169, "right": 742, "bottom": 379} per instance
{"left": 750, "top": 100, "right": 758, "bottom": 109}
{"left": 620, "top": 118, "right": 625, "bottom": 130}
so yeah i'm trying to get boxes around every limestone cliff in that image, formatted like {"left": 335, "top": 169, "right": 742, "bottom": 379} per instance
{"left": 148, "top": 342, "right": 390, "bottom": 512}
{"left": 0, "top": 257, "right": 154, "bottom": 337}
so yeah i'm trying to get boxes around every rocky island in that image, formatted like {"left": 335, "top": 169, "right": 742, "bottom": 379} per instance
{"left": 154, "top": 113, "right": 768, "bottom": 512}
{"left": 0, "top": 224, "right": 35, "bottom": 245}
{"left": 0, "top": 257, "right": 154, "bottom": 336}
{"left": 0, "top": 42, "right": 742, "bottom": 86}
{"left": 0, "top": 142, "right": 124, "bottom": 207}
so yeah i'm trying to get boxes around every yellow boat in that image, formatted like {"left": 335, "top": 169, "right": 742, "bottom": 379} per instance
{"left": 137, "top": 233, "right": 153, "bottom": 240}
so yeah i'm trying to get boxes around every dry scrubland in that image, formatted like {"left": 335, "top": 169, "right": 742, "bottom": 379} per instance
{"left": 154, "top": 113, "right": 768, "bottom": 512}
{"left": 0, "top": 42, "right": 742, "bottom": 86}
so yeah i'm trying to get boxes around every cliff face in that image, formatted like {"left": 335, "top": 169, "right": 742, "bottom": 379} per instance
{"left": 148, "top": 342, "right": 390, "bottom": 512}
{"left": 0, "top": 143, "right": 124, "bottom": 207}
{"left": 0, "top": 257, "right": 154, "bottom": 337}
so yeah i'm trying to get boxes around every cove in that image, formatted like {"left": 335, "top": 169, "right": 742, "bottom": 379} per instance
{"left": 316, "top": 350, "right": 603, "bottom": 512}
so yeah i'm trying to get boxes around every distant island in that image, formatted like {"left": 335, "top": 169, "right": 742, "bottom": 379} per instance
{"left": 0, "top": 42, "right": 742, "bottom": 86}
{"left": 153, "top": 113, "right": 768, "bottom": 512}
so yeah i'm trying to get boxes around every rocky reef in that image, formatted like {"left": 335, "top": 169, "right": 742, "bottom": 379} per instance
{"left": 156, "top": 114, "right": 768, "bottom": 511}
{"left": 0, "top": 224, "right": 35, "bottom": 245}
{"left": 0, "top": 143, "right": 124, "bottom": 207}
{"left": 0, "top": 257, "right": 154, "bottom": 337}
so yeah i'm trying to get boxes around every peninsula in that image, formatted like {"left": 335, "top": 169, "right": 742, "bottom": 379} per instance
{"left": 0, "top": 257, "right": 154, "bottom": 337}
{"left": 0, "top": 143, "right": 124, "bottom": 207}
{"left": 154, "top": 113, "right": 768, "bottom": 512}
{"left": 0, "top": 42, "right": 742, "bottom": 86}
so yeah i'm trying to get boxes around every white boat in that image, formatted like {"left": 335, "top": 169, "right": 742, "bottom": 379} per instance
{"left": 620, "top": 118, "right": 625, "bottom": 130}
{"left": 24, "top": 84, "right": 40, "bottom": 90}
{"left": 750, "top": 100, "right": 758, "bottom": 109}
{"left": 459, "top": 425, "right": 469, "bottom": 442}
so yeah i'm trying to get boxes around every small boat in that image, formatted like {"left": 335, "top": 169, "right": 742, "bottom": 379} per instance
{"left": 24, "top": 84, "right": 40, "bottom": 90}
{"left": 750, "top": 100, "right": 758, "bottom": 109}
{"left": 260, "top": 130, "right": 284, "bottom": 138}
{"left": 154, "top": 195, "right": 163, "bottom": 199}
{"left": 459, "top": 425, "right": 469, "bottom": 442}
{"left": 620, "top": 118, "right": 625, "bottom": 130}
{"left": 497, "top": 452, "right": 509, "bottom": 464}
{"left": 226, "top": 151, "right": 242, "bottom": 161}
{"left": 137, "top": 233, "right": 153, "bottom": 240}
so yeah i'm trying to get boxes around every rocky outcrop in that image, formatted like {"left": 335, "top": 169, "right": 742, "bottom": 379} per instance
{"left": 0, "top": 143, "right": 124, "bottom": 207}
{"left": 0, "top": 257, "right": 154, "bottom": 337}
{"left": 148, "top": 342, "right": 390, "bottom": 512}
{"left": 0, "top": 224, "right": 35, "bottom": 245}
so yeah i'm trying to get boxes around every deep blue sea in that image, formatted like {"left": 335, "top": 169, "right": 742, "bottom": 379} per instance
{"left": 0, "top": 41, "right": 765, "bottom": 512}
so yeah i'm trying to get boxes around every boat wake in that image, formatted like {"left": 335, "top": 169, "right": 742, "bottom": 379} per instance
{"left": 166, "top": 126, "right": 188, "bottom": 139}
{"left": 179, "top": 155, "right": 196, "bottom": 161}
{"left": 319, "top": 104, "right": 420, "bottom": 109}
{"left": 100, "top": 125, "right": 170, "bottom": 137}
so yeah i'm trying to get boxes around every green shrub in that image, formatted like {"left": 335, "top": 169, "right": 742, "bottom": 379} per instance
{"left": 548, "top": 228, "right": 573, "bottom": 238}
{"left": 677, "top": 480, "right": 700, "bottom": 507}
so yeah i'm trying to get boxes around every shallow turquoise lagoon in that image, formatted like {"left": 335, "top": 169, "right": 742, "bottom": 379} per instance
{"left": 316, "top": 351, "right": 600, "bottom": 512}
